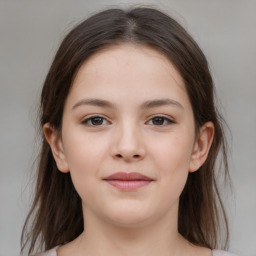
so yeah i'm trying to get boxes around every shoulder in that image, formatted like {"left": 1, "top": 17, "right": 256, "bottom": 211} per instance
{"left": 36, "top": 246, "right": 58, "bottom": 256}
{"left": 212, "top": 250, "right": 239, "bottom": 256}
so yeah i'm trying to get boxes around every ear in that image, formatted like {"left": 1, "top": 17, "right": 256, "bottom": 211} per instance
{"left": 43, "top": 123, "right": 69, "bottom": 173}
{"left": 189, "top": 122, "right": 214, "bottom": 173}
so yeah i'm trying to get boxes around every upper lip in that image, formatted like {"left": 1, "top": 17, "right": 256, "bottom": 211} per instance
{"left": 104, "top": 172, "right": 153, "bottom": 181}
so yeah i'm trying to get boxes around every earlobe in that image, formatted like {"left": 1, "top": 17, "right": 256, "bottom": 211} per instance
{"left": 43, "top": 123, "right": 69, "bottom": 173}
{"left": 189, "top": 122, "right": 214, "bottom": 173}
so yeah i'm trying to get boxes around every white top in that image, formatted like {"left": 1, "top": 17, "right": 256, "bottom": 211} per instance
{"left": 213, "top": 251, "right": 238, "bottom": 256}
{"left": 37, "top": 247, "right": 239, "bottom": 256}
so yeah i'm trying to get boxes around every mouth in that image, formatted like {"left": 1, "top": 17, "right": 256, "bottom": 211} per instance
{"left": 103, "top": 172, "right": 154, "bottom": 191}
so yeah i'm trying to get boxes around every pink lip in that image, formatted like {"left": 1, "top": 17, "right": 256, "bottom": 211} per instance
{"left": 104, "top": 172, "right": 153, "bottom": 191}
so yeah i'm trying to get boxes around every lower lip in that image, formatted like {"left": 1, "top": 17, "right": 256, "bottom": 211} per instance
{"left": 105, "top": 180, "right": 152, "bottom": 190}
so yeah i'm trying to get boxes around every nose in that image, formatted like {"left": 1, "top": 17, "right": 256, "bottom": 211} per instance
{"left": 111, "top": 122, "right": 145, "bottom": 162}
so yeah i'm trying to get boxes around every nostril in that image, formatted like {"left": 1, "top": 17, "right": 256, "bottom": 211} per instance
{"left": 133, "top": 154, "right": 140, "bottom": 158}
{"left": 116, "top": 154, "right": 122, "bottom": 158}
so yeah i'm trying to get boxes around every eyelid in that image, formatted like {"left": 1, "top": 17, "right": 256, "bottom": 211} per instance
{"left": 81, "top": 115, "right": 111, "bottom": 126}
{"left": 146, "top": 115, "right": 176, "bottom": 125}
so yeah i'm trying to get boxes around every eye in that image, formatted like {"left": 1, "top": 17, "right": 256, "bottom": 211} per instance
{"left": 147, "top": 116, "right": 175, "bottom": 126}
{"left": 81, "top": 116, "right": 109, "bottom": 126}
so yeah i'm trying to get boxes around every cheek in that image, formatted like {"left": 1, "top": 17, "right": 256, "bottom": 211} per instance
{"left": 62, "top": 130, "right": 110, "bottom": 193}
{"left": 63, "top": 129, "right": 108, "bottom": 168}
{"left": 150, "top": 134, "right": 194, "bottom": 173}
{"left": 148, "top": 134, "right": 194, "bottom": 196}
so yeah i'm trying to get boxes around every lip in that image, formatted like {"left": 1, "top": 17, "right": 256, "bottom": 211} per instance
{"left": 103, "top": 172, "right": 154, "bottom": 191}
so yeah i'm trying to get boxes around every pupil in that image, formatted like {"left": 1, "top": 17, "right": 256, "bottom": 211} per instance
{"left": 92, "top": 117, "right": 103, "bottom": 125}
{"left": 153, "top": 117, "right": 164, "bottom": 125}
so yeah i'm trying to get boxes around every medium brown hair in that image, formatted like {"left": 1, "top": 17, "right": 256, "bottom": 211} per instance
{"left": 21, "top": 7, "right": 230, "bottom": 254}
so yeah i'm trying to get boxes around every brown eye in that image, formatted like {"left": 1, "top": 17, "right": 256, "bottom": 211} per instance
{"left": 82, "top": 116, "right": 108, "bottom": 126}
{"left": 152, "top": 117, "right": 165, "bottom": 125}
{"left": 148, "top": 116, "right": 174, "bottom": 126}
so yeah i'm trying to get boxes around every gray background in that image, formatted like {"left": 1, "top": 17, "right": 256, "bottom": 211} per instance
{"left": 0, "top": 0, "right": 255, "bottom": 255}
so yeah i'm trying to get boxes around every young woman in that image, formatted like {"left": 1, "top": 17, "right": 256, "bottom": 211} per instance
{"left": 21, "top": 7, "right": 237, "bottom": 256}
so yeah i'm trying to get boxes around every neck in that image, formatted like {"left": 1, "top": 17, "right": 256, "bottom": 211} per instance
{"left": 73, "top": 208, "right": 191, "bottom": 256}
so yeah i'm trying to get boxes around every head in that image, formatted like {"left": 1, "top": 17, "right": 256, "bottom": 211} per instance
{"left": 22, "top": 7, "right": 229, "bottom": 254}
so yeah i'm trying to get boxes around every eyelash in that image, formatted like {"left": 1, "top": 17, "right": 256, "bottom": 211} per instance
{"left": 147, "top": 116, "right": 175, "bottom": 126}
{"left": 81, "top": 116, "right": 110, "bottom": 126}
{"left": 81, "top": 115, "right": 175, "bottom": 127}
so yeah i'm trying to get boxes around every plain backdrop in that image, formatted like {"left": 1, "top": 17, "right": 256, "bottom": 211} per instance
{"left": 0, "top": 1, "right": 255, "bottom": 255}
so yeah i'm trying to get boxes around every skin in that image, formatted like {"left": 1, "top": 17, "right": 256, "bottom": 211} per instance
{"left": 44, "top": 44, "right": 214, "bottom": 256}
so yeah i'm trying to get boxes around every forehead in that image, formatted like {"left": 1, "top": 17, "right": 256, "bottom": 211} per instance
{"left": 67, "top": 43, "right": 190, "bottom": 109}
{"left": 72, "top": 43, "right": 185, "bottom": 89}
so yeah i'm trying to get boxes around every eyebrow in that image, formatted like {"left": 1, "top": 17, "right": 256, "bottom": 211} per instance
{"left": 72, "top": 98, "right": 114, "bottom": 110}
{"left": 140, "top": 99, "right": 184, "bottom": 110}
{"left": 72, "top": 98, "right": 184, "bottom": 110}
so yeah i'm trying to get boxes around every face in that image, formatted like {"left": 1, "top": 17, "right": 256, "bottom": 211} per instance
{"left": 45, "top": 44, "right": 213, "bottom": 229}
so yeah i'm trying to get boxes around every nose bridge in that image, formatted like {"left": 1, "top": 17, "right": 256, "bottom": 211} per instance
{"left": 112, "top": 117, "right": 145, "bottom": 160}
